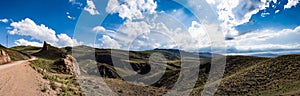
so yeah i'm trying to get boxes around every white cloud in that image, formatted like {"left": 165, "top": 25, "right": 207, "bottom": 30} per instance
{"left": 95, "top": 18, "right": 211, "bottom": 51}
{"left": 284, "top": 0, "right": 299, "bottom": 9}
{"left": 69, "top": 0, "right": 83, "bottom": 6}
{"left": 275, "top": 10, "right": 280, "bottom": 13}
{"left": 99, "top": 35, "right": 121, "bottom": 49}
{"left": 0, "top": 18, "right": 9, "bottom": 23}
{"left": 118, "top": 20, "right": 151, "bottom": 37}
{"left": 57, "top": 34, "right": 81, "bottom": 47}
{"left": 67, "top": 15, "right": 76, "bottom": 20}
{"left": 204, "top": 0, "right": 300, "bottom": 37}
{"left": 205, "top": 0, "right": 277, "bottom": 37}
{"left": 66, "top": 12, "right": 76, "bottom": 20}
{"left": 95, "top": 19, "right": 300, "bottom": 53}
{"left": 84, "top": 0, "right": 100, "bottom": 15}
{"left": 227, "top": 26, "right": 300, "bottom": 52}
{"left": 188, "top": 21, "right": 211, "bottom": 48}
{"left": 261, "top": 12, "right": 270, "bottom": 17}
{"left": 9, "top": 18, "right": 80, "bottom": 47}
{"left": 14, "top": 39, "right": 43, "bottom": 47}
{"left": 106, "top": 0, "right": 157, "bottom": 20}
{"left": 92, "top": 26, "right": 106, "bottom": 32}
{"left": 9, "top": 18, "right": 58, "bottom": 44}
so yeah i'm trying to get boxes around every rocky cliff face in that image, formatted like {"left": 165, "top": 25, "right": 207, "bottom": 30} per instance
{"left": 54, "top": 55, "right": 80, "bottom": 76}
{"left": 0, "top": 50, "right": 11, "bottom": 64}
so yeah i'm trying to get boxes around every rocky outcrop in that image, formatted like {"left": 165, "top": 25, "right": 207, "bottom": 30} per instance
{"left": 42, "top": 41, "right": 49, "bottom": 51}
{"left": 0, "top": 50, "right": 11, "bottom": 64}
{"left": 33, "top": 41, "right": 66, "bottom": 60}
{"left": 54, "top": 55, "right": 80, "bottom": 76}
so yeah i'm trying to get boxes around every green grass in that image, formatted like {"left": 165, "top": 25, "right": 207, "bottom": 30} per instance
{"left": 30, "top": 58, "right": 84, "bottom": 96}
{"left": 10, "top": 46, "right": 42, "bottom": 55}
{"left": 0, "top": 46, "right": 31, "bottom": 61}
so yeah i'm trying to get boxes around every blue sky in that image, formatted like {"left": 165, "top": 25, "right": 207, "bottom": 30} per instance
{"left": 0, "top": 0, "right": 300, "bottom": 56}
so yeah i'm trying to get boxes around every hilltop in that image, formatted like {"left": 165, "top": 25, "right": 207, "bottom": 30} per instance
{"left": 0, "top": 44, "right": 30, "bottom": 61}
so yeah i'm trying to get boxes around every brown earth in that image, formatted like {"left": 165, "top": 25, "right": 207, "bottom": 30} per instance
{"left": 0, "top": 58, "right": 55, "bottom": 96}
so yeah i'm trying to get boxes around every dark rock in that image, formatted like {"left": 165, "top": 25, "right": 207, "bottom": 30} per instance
{"left": 42, "top": 41, "right": 49, "bottom": 51}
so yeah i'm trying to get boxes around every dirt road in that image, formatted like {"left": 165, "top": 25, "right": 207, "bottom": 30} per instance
{"left": 0, "top": 58, "right": 54, "bottom": 96}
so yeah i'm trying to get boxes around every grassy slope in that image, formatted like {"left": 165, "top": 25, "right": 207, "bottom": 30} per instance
{"left": 72, "top": 46, "right": 300, "bottom": 95}
{"left": 17, "top": 45, "right": 300, "bottom": 95}
{"left": 13, "top": 44, "right": 83, "bottom": 95}
{"left": 192, "top": 55, "right": 300, "bottom": 95}
{"left": 10, "top": 46, "right": 42, "bottom": 55}
{"left": 30, "top": 58, "right": 83, "bottom": 96}
{"left": 0, "top": 44, "right": 30, "bottom": 61}
{"left": 33, "top": 44, "right": 66, "bottom": 60}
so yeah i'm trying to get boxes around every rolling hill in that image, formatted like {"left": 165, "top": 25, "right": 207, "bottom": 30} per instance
{"left": 0, "top": 44, "right": 30, "bottom": 61}
{"left": 69, "top": 45, "right": 300, "bottom": 95}
{"left": 9, "top": 44, "right": 300, "bottom": 95}
{"left": 32, "top": 42, "right": 67, "bottom": 60}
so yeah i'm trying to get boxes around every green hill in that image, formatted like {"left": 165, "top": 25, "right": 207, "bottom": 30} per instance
{"left": 212, "top": 55, "right": 300, "bottom": 95}
{"left": 71, "top": 46, "right": 300, "bottom": 95}
{"left": 10, "top": 45, "right": 42, "bottom": 55}
{"left": 0, "top": 44, "right": 30, "bottom": 61}
{"left": 33, "top": 42, "right": 66, "bottom": 60}
{"left": 11, "top": 44, "right": 300, "bottom": 95}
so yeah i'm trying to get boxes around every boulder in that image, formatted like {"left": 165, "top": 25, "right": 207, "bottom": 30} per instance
{"left": 54, "top": 55, "right": 80, "bottom": 76}
{"left": 0, "top": 50, "right": 11, "bottom": 64}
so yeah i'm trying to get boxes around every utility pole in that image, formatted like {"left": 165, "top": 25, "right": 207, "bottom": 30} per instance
{"left": 6, "top": 34, "right": 8, "bottom": 48}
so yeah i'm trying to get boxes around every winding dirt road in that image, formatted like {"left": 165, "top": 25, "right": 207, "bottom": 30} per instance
{"left": 0, "top": 58, "right": 53, "bottom": 96}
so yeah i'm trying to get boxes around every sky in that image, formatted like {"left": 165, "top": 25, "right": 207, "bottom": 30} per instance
{"left": 0, "top": 0, "right": 300, "bottom": 57}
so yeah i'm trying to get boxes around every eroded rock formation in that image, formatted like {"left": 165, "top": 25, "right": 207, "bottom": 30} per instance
{"left": 54, "top": 55, "right": 80, "bottom": 76}
{"left": 0, "top": 50, "right": 11, "bottom": 64}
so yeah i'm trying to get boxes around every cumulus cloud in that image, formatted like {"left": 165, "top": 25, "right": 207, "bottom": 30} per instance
{"left": 95, "top": 17, "right": 211, "bottom": 51}
{"left": 84, "top": 0, "right": 100, "bottom": 15}
{"left": 207, "top": 0, "right": 278, "bottom": 37}
{"left": 188, "top": 21, "right": 211, "bottom": 48}
{"left": 227, "top": 26, "right": 300, "bottom": 52}
{"left": 0, "top": 18, "right": 9, "bottom": 23}
{"left": 57, "top": 34, "right": 81, "bottom": 47}
{"left": 99, "top": 35, "right": 121, "bottom": 49}
{"left": 205, "top": 0, "right": 300, "bottom": 37}
{"left": 8, "top": 18, "right": 80, "bottom": 47}
{"left": 95, "top": 0, "right": 300, "bottom": 54}
{"left": 9, "top": 18, "right": 58, "bottom": 43}
{"left": 118, "top": 20, "right": 151, "bottom": 37}
{"left": 284, "top": 0, "right": 299, "bottom": 9}
{"left": 106, "top": 0, "right": 157, "bottom": 20}
{"left": 14, "top": 39, "right": 43, "bottom": 47}
{"left": 92, "top": 26, "right": 106, "bottom": 32}
{"left": 96, "top": 18, "right": 300, "bottom": 53}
